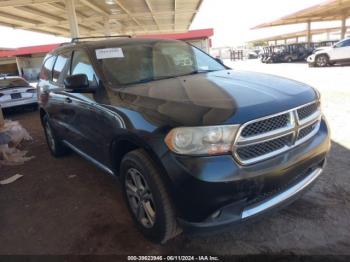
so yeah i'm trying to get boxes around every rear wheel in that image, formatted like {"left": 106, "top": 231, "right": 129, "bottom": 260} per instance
{"left": 43, "top": 115, "right": 69, "bottom": 157}
{"left": 120, "top": 149, "right": 181, "bottom": 244}
{"left": 315, "top": 54, "right": 329, "bottom": 67}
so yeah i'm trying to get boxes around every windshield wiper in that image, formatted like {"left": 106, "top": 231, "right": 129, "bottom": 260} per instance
{"left": 123, "top": 70, "right": 222, "bottom": 86}
{"left": 178, "top": 69, "right": 221, "bottom": 77}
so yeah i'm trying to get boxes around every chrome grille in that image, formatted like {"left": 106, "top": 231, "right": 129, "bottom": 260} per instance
{"left": 241, "top": 113, "right": 289, "bottom": 137}
{"left": 234, "top": 102, "right": 321, "bottom": 165}
{"left": 297, "top": 102, "right": 318, "bottom": 120}
{"left": 297, "top": 125, "right": 314, "bottom": 140}
{"left": 236, "top": 134, "right": 292, "bottom": 161}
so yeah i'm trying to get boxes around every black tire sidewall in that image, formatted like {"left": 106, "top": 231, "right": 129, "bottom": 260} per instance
{"left": 43, "top": 116, "right": 56, "bottom": 154}
{"left": 316, "top": 54, "right": 328, "bottom": 67}
{"left": 43, "top": 115, "right": 66, "bottom": 157}
{"left": 120, "top": 153, "right": 170, "bottom": 243}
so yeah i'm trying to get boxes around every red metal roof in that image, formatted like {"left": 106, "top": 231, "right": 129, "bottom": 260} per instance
{"left": 0, "top": 43, "right": 60, "bottom": 58}
{"left": 137, "top": 28, "right": 214, "bottom": 40}
{"left": 0, "top": 28, "right": 214, "bottom": 58}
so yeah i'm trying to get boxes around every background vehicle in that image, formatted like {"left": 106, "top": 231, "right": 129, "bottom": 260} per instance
{"left": 0, "top": 76, "right": 37, "bottom": 109}
{"left": 307, "top": 38, "right": 350, "bottom": 67}
{"left": 261, "top": 43, "right": 314, "bottom": 63}
{"left": 37, "top": 37, "right": 330, "bottom": 244}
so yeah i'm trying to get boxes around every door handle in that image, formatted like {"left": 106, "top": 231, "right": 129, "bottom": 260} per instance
{"left": 65, "top": 97, "right": 72, "bottom": 103}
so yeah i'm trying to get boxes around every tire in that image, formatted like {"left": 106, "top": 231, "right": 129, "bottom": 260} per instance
{"left": 120, "top": 149, "right": 181, "bottom": 244}
{"left": 315, "top": 54, "right": 329, "bottom": 67}
{"left": 287, "top": 57, "right": 293, "bottom": 63}
{"left": 42, "top": 115, "right": 69, "bottom": 157}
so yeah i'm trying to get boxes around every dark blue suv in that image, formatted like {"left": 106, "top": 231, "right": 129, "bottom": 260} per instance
{"left": 37, "top": 37, "right": 331, "bottom": 243}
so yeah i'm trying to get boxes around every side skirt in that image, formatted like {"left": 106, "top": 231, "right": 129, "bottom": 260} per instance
{"left": 62, "top": 140, "right": 116, "bottom": 176}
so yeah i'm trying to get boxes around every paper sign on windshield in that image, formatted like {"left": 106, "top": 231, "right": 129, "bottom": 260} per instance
{"left": 95, "top": 48, "right": 124, "bottom": 59}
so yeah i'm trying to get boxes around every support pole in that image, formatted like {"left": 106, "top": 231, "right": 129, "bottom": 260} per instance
{"left": 65, "top": 0, "right": 80, "bottom": 38}
{"left": 306, "top": 20, "right": 311, "bottom": 45}
{"left": 104, "top": 18, "right": 111, "bottom": 36}
{"left": 341, "top": 16, "right": 346, "bottom": 39}
{"left": 15, "top": 57, "right": 22, "bottom": 77}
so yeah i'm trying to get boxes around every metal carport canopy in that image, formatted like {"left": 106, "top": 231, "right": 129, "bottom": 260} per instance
{"left": 0, "top": 0, "right": 203, "bottom": 37}
{"left": 252, "top": 0, "right": 350, "bottom": 40}
{"left": 250, "top": 26, "right": 350, "bottom": 43}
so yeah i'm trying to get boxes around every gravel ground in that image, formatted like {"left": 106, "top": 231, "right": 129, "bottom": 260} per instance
{"left": 1, "top": 60, "right": 350, "bottom": 256}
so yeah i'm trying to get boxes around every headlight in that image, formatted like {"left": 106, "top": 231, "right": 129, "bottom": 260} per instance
{"left": 165, "top": 125, "right": 240, "bottom": 155}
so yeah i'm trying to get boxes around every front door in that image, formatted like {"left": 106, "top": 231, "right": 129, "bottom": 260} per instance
{"left": 330, "top": 39, "right": 350, "bottom": 60}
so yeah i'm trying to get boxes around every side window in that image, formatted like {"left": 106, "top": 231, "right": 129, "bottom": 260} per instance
{"left": 341, "top": 39, "right": 350, "bottom": 47}
{"left": 71, "top": 50, "right": 98, "bottom": 86}
{"left": 40, "top": 55, "right": 56, "bottom": 81}
{"left": 52, "top": 51, "right": 71, "bottom": 84}
{"left": 336, "top": 39, "right": 350, "bottom": 48}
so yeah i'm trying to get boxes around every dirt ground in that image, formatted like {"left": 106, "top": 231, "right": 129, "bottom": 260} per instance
{"left": 1, "top": 61, "right": 350, "bottom": 255}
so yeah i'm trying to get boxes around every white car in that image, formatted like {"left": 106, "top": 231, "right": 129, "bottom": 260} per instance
{"left": 0, "top": 76, "right": 37, "bottom": 109}
{"left": 307, "top": 38, "right": 350, "bottom": 67}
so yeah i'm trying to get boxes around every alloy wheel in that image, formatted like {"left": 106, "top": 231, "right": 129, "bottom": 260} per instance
{"left": 125, "top": 167, "right": 156, "bottom": 228}
{"left": 316, "top": 56, "right": 327, "bottom": 67}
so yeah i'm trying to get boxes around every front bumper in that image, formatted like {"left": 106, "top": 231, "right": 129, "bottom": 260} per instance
{"left": 179, "top": 163, "right": 324, "bottom": 231}
{"left": 307, "top": 55, "right": 316, "bottom": 64}
{"left": 160, "top": 118, "right": 330, "bottom": 229}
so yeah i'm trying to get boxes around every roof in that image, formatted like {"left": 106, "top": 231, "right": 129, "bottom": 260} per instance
{"left": 250, "top": 26, "right": 350, "bottom": 43}
{"left": 0, "top": 43, "right": 60, "bottom": 58}
{"left": 253, "top": 0, "right": 350, "bottom": 29}
{"left": 0, "top": 0, "right": 203, "bottom": 36}
{"left": 137, "top": 28, "right": 214, "bottom": 40}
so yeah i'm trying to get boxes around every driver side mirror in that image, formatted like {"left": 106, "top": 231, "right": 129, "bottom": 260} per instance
{"left": 64, "top": 74, "right": 95, "bottom": 93}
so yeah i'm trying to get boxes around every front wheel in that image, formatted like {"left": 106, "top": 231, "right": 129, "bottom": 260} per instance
{"left": 315, "top": 54, "right": 329, "bottom": 67}
{"left": 120, "top": 149, "right": 181, "bottom": 243}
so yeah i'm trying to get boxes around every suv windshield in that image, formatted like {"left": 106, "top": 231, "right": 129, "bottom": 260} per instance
{"left": 0, "top": 78, "right": 29, "bottom": 89}
{"left": 96, "top": 41, "right": 226, "bottom": 86}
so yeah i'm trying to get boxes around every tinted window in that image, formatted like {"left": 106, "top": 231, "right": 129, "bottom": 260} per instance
{"left": 71, "top": 50, "right": 98, "bottom": 86}
{"left": 98, "top": 41, "right": 225, "bottom": 86}
{"left": 40, "top": 55, "right": 56, "bottom": 81}
{"left": 341, "top": 39, "right": 350, "bottom": 47}
{"left": 52, "top": 51, "right": 71, "bottom": 84}
{"left": 335, "top": 39, "right": 350, "bottom": 48}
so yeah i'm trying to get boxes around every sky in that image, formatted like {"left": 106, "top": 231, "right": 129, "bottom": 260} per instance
{"left": 0, "top": 0, "right": 345, "bottom": 49}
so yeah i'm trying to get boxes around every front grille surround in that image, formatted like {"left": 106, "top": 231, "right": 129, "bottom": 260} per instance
{"left": 233, "top": 101, "right": 321, "bottom": 165}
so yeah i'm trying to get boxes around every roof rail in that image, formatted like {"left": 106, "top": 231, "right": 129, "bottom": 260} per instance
{"left": 59, "top": 42, "right": 72, "bottom": 46}
{"left": 71, "top": 35, "right": 132, "bottom": 43}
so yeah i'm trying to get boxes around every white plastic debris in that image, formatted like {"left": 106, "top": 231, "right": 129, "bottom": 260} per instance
{"left": 0, "top": 120, "right": 33, "bottom": 166}
{"left": 0, "top": 174, "right": 23, "bottom": 185}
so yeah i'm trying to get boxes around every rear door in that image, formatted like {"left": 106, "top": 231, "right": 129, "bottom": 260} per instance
{"left": 40, "top": 51, "right": 73, "bottom": 139}
{"left": 49, "top": 50, "right": 75, "bottom": 139}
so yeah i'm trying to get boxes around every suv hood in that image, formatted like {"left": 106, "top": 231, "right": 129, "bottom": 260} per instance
{"left": 114, "top": 70, "right": 317, "bottom": 126}
{"left": 314, "top": 47, "right": 331, "bottom": 54}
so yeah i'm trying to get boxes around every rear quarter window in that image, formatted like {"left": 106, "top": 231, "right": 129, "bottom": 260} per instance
{"left": 52, "top": 51, "right": 71, "bottom": 84}
{"left": 40, "top": 55, "right": 56, "bottom": 81}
